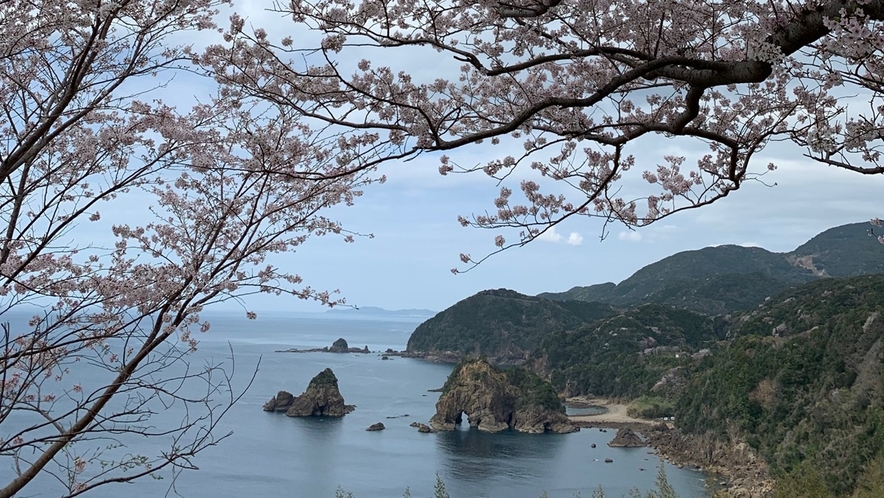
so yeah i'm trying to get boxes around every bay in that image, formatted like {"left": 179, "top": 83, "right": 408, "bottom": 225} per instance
{"left": 0, "top": 312, "right": 710, "bottom": 497}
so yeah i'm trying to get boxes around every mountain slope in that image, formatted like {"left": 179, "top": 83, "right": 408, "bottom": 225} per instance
{"left": 405, "top": 289, "right": 617, "bottom": 362}
{"left": 540, "top": 222, "right": 881, "bottom": 314}
{"left": 538, "top": 304, "right": 720, "bottom": 398}
{"left": 676, "top": 275, "right": 884, "bottom": 497}
{"left": 789, "top": 222, "right": 884, "bottom": 277}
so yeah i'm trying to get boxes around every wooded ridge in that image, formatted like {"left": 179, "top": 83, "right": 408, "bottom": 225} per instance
{"left": 406, "top": 222, "right": 884, "bottom": 497}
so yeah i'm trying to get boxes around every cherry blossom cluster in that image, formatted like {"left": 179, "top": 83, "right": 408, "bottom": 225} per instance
{"left": 0, "top": 1, "right": 376, "bottom": 496}
{"left": 209, "top": 0, "right": 884, "bottom": 270}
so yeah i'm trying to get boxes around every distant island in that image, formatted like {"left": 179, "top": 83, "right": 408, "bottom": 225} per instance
{"left": 326, "top": 306, "right": 436, "bottom": 318}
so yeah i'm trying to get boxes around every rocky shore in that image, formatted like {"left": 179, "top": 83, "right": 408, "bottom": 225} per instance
{"left": 383, "top": 348, "right": 538, "bottom": 366}
{"left": 648, "top": 427, "right": 773, "bottom": 497}
{"left": 380, "top": 349, "right": 462, "bottom": 363}
{"left": 566, "top": 398, "right": 772, "bottom": 497}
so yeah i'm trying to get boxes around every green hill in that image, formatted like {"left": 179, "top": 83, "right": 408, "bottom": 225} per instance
{"left": 539, "top": 245, "right": 816, "bottom": 314}
{"left": 789, "top": 222, "right": 884, "bottom": 277}
{"left": 405, "top": 289, "right": 617, "bottom": 362}
{"left": 540, "top": 222, "right": 881, "bottom": 314}
{"left": 409, "top": 223, "right": 884, "bottom": 361}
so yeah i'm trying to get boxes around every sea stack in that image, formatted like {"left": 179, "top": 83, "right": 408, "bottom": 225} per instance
{"left": 263, "top": 368, "right": 355, "bottom": 417}
{"left": 429, "top": 358, "right": 577, "bottom": 434}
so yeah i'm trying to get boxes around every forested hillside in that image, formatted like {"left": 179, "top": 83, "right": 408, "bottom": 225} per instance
{"left": 538, "top": 304, "right": 720, "bottom": 398}
{"left": 404, "top": 223, "right": 884, "bottom": 496}
{"left": 676, "top": 276, "right": 884, "bottom": 497}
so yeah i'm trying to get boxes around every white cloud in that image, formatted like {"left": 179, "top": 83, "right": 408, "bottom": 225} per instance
{"left": 537, "top": 227, "right": 564, "bottom": 243}
{"left": 618, "top": 231, "right": 643, "bottom": 242}
{"left": 567, "top": 232, "right": 584, "bottom": 246}
{"left": 536, "top": 228, "right": 584, "bottom": 245}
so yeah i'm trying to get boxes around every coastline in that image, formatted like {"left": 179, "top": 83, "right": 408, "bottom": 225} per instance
{"left": 566, "top": 397, "right": 661, "bottom": 428}
{"left": 565, "top": 397, "right": 773, "bottom": 497}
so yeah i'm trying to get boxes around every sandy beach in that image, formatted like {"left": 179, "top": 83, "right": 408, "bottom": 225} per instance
{"left": 565, "top": 397, "right": 657, "bottom": 427}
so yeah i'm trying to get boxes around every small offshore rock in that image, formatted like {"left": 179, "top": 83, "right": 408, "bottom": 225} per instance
{"left": 608, "top": 427, "right": 646, "bottom": 448}
{"left": 366, "top": 422, "right": 386, "bottom": 431}
{"left": 604, "top": 458, "right": 614, "bottom": 463}
{"left": 412, "top": 422, "right": 435, "bottom": 433}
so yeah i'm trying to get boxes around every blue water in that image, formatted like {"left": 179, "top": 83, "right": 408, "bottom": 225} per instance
{"left": 0, "top": 312, "right": 709, "bottom": 497}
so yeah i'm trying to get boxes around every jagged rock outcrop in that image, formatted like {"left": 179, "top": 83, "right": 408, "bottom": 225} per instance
{"left": 263, "top": 390, "right": 294, "bottom": 412}
{"left": 263, "top": 368, "right": 355, "bottom": 417}
{"left": 608, "top": 427, "right": 646, "bottom": 447}
{"left": 366, "top": 422, "right": 385, "bottom": 431}
{"left": 428, "top": 359, "right": 577, "bottom": 434}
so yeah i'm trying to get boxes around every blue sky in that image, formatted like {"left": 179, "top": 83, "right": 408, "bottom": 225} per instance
{"left": 257, "top": 145, "right": 884, "bottom": 313}
{"left": 120, "top": 3, "right": 884, "bottom": 314}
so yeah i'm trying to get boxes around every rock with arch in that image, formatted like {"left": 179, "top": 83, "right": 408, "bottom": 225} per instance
{"left": 429, "top": 359, "right": 577, "bottom": 434}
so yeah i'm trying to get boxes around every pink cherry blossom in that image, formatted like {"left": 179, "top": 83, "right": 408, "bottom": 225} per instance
{"left": 206, "top": 0, "right": 884, "bottom": 270}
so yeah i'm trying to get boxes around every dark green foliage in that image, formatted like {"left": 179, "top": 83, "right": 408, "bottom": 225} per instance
{"left": 407, "top": 289, "right": 618, "bottom": 357}
{"left": 503, "top": 367, "right": 564, "bottom": 412}
{"left": 541, "top": 245, "right": 818, "bottom": 314}
{"left": 609, "top": 245, "right": 814, "bottom": 301}
{"left": 555, "top": 300, "right": 623, "bottom": 324}
{"left": 308, "top": 368, "right": 340, "bottom": 389}
{"left": 627, "top": 395, "right": 676, "bottom": 419}
{"left": 730, "top": 275, "right": 884, "bottom": 339}
{"left": 540, "top": 304, "right": 717, "bottom": 398}
{"left": 538, "top": 282, "right": 616, "bottom": 303}
{"left": 638, "top": 273, "right": 795, "bottom": 315}
{"left": 676, "top": 276, "right": 884, "bottom": 496}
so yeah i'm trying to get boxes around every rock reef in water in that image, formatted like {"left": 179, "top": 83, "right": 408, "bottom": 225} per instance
{"left": 263, "top": 368, "right": 355, "bottom": 417}
{"left": 410, "top": 421, "right": 436, "bottom": 433}
{"left": 608, "top": 427, "right": 646, "bottom": 447}
{"left": 276, "top": 338, "right": 370, "bottom": 354}
{"left": 428, "top": 359, "right": 577, "bottom": 434}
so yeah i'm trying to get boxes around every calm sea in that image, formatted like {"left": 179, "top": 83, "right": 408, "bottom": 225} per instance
{"left": 1, "top": 312, "right": 709, "bottom": 498}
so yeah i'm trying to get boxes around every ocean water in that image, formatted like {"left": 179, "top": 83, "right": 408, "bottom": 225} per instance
{"left": 0, "top": 312, "right": 709, "bottom": 498}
